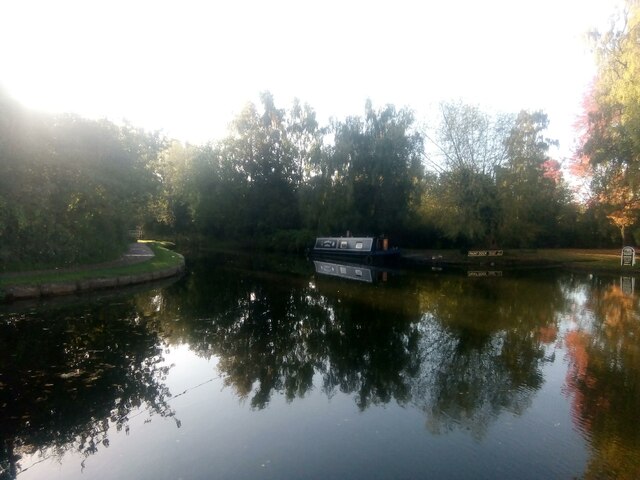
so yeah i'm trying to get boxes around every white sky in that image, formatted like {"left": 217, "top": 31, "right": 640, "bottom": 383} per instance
{"left": 0, "top": 0, "right": 625, "bottom": 160}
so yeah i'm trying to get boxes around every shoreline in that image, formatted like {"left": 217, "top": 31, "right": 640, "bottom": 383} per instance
{"left": 3, "top": 246, "right": 636, "bottom": 303}
{"left": 0, "top": 242, "right": 185, "bottom": 303}
{"left": 399, "top": 248, "right": 639, "bottom": 274}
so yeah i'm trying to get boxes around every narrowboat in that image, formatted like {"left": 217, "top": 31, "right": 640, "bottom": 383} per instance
{"left": 311, "top": 236, "right": 400, "bottom": 263}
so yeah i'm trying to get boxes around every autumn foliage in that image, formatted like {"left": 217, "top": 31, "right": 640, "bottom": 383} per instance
{"left": 573, "top": 1, "right": 640, "bottom": 243}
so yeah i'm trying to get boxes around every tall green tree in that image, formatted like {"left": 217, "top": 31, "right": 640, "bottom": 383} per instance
{"left": 205, "top": 92, "right": 300, "bottom": 237}
{"left": 286, "top": 98, "right": 324, "bottom": 184}
{"left": 497, "top": 111, "right": 569, "bottom": 247}
{"left": 316, "top": 101, "right": 424, "bottom": 237}
{"left": 148, "top": 140, "right": 200, "bottom": 232}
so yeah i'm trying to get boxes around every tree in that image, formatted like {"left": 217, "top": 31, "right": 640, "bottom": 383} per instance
{"left": 575, "top": 1, "right": 640, "bottom": 243}
{"left": 0, "top": 90, "right": 164, "bottom": 269}
{"left": 318, "top": 100, "right": 424, "bottom": 237}
{"left": 497, "top": 111, "right": 567, "bottom": 247}
{"left": 205, "top": 92, "right": 301, "bottom": 237}
{"left": 432, "top": 101, "right": 512, "bottom": 176}
{"left": 426, "top": 167, "right": 501, "bottom": 247}
{"left": 148, "top": 140, "right": 200, "bottom": 232}
{"left": 286, "top": 98, "right": 324, "bottom": 184}
{"left": 423, "top": 102, "right": 513, "bottom": 246}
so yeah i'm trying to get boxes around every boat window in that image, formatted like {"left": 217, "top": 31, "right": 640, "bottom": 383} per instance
{"left": 340, "top": 241, "right": 348, "bottom": 248}
{"left": 355, "top": 242, "right": 363, "bottom": 249}
{"left": 355, "top": 269, "right": 363, "bottom": 277}
{"left": 339, "top": 267, "right": 347, "bottom": 274}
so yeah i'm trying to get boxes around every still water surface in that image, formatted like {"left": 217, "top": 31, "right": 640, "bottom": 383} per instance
{"left": 1, "top": 253, "right": 640, "bottom": 479}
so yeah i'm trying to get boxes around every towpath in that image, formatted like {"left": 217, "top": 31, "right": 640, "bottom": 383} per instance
{"left": 0, "top": 243, "right": 155, "bottom": 279}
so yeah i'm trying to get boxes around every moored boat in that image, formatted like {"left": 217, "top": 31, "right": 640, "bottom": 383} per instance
{"left": 311, "top": 236, "right": 400, "bottom": 263}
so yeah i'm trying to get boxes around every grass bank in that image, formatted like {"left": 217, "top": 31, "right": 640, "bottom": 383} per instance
{"left": 0, "top": 242, "right": 185, "bottom": 302}
{"left": 402, "top": 248, "right": 638, "bottom": 273}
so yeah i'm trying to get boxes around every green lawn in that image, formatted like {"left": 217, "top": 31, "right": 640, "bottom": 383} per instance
{"left": 405, "top": 248, "right": 637, "bottom": 272}
{"left": 0, "top": 242, "right": 184, "bottom": 288}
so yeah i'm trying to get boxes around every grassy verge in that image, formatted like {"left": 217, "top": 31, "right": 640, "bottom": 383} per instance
{"left": 516, "top": 249, "right": 622, "bottom": 269}
{"left": 0, "top": 242, "right": 184, "bottom": 289}
{"left": 403, "top": 248, "right": 639, "bottom": 273}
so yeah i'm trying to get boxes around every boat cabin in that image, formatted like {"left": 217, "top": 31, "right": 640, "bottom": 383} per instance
{"left": 314, "top": 237, "right": 374, "bottom": 253}
{"left": 312, "top": 236, "right": 397, "bottom": 260}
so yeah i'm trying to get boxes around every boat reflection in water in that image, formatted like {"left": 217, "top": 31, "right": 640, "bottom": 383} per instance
{"left": 313, "top": 259, "right": 388, "bottom": 283}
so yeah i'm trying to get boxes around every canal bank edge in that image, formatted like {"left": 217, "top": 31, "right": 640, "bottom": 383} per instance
{"left": 400, "top": 248, "right": 640, "bottom": 273}
{"left": 0, "top": 242, "right": 186, "bottom": 303}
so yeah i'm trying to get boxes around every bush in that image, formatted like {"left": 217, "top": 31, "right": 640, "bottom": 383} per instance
{"left": 266, "top": 229, "right": 315, "bottom": 253}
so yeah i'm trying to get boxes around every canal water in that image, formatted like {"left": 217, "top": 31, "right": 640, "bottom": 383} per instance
{"left": 1, "top": 253, "right": 639, "bottom": 479}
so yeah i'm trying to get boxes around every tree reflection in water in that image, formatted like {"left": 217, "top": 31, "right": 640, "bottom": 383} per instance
{"left": 3, "top": 254, "right": 640, "bottom": 479}
{"left": 563, "top": 277, "right": 640, "bottom": 479}
{"left": 151, "top": 260, "right": 424, "bottom": 410}
{"left": 0, "top": 297, "right": 177, "bottom": 480}
{"left": 153, "top": 255, "right": 566, "bottom": 434}
{"left": 411, "top": 272, "right": 565, "bottom": 438}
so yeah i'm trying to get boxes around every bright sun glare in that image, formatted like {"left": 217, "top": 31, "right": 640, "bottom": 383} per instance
{"left": 0, "top": 0, "right": 624, "bottom": 158}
